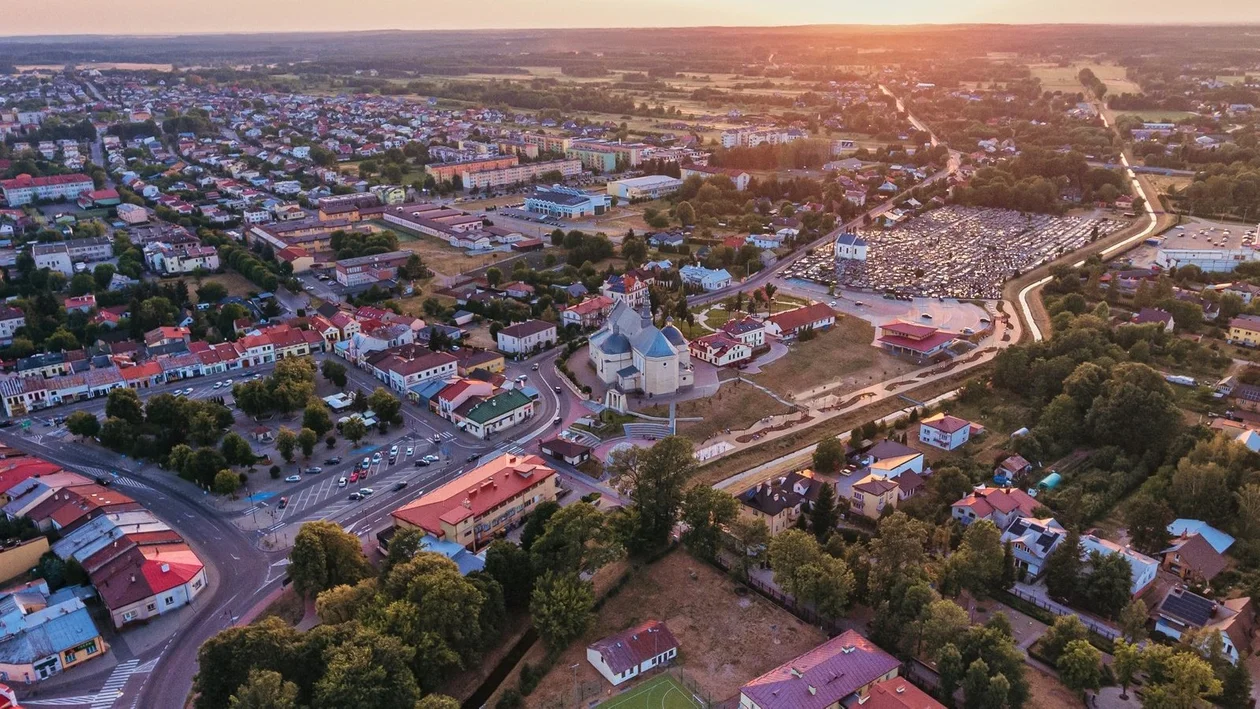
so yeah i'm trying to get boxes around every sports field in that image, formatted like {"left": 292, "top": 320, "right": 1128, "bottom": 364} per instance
{"left": 596, "top": 675, "right": 705, "bottom": 709}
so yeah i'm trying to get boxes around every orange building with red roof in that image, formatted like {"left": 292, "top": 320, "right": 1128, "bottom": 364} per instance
{"left": 390, "top": 453, "right": 558, "bottom": 551}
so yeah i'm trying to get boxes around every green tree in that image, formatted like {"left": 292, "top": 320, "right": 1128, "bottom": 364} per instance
{"left": 1042, "top": 529, "right": 1083, "bottom": 602}
{"left": 213, "top": 469, "right": 241, "bottom": 495}
{"left": 809, "top": 482, "right": 838, "bottom": 541}
{"left": 1112, "top": 639, "right": 1142, "bottom": 699}
{"left": 816, "top": 435, "right": 846, "bottom": 473}
{"left": 1058, "top": 640, "right": 1101, "bottom": 698}
{"left": 367, "top": 388, "right": 402, "bottom": 429}
{"left": 381, "top": 527, "right": 426, "bottom": 579}
{"left": 415, "top": 696, "right": 461, "bottom": 709}
{"left": 920, "top": 599, "right": 971, "bottom": 660}
{"left": 1083, "top": 550, "right": 1133, "bottom": 617}
{"left": 1219, "top": 658, "right": 1253, "bottom": 709}
{"left": 530, "top": 502, "right": 620, "bottom": 576}
{"left": 233, "top": 380, "right": 276, "bottom": 419}
{"left": 530, "top": 572, "right": 594, "bottom": 653}
{"left": 1125, "top": 494, "right": 1173, "bottom": 554}
{"left": 303, "top": 402, "right": 334, "bottom": 439}
{"left": 1041, "top": 615, "right": 1089, "bottom": 664}
{"left": 484, "top": 540, "right": 535, "bottom": 610}
{"left": 298, "top": 428, "right": 318, "bottom": 458}
{"left": 65, "top": 411, "right": 101, "bottom": 440}
{"left": 675, "top": 201, "right": 696, "bottom": 226}
{"left": 963, "top": 658, "right": 991, "bottom": 708}
{"left": 271, "top": 429, "right": 296, "bottom": 465}
{"left": 321, "top": 360, "right": 348, "bottom": 387}
{"left": 680, "top": 486, "right": 739, "bottom": 560}
{"left": 726, "top": 517, "right": 770, "bottom": 581}
{"left": 867, "top": 512, "right": 930, "bottom": 602}
{"left": 485, "top": 267, "right": 503, "bottom": 287}
{"left": 937, "top": 643, "right": 965, "bottom": 703}
{"left": 315, "top": 581, "right": 376, "bottom": 625}
{"left": 185, "top": 447, "right": 228, "bottom": 487}
{"left": 289, "top": 520, "right": 374, "bottom": 598}
{"left": 221, "top": 432, "right": 256, "bottom": 467}
{"left": 106, "top": 388, "right": 145, "bottom": 425}
{"left": 312, "top": 629, "right": 420, "bottom": 709}
{"left": 944, "top": 520, "right": 1005, "bottom": 597}
{"left": 520, "top": 499, "right": 559, "bottom": 551}
{"left": 193, "top": 618, "right": 299, "bottom": 709}
{"left": 606, "top": 436, "right": 696, "bottom": 554}
{"left": 1145, "top": 650, "right": 1220, "bottom": 709}
{"left": 228, "top": 669, "right": 298, "bottom": 709}
{"left": 1118, "top": 598, "right": 1149, "bottom": 642}
{"left": 341, "top": 417, "right": 368, "bottom": 445}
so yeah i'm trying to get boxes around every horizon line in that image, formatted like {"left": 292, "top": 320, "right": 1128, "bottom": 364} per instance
{"left": 2, "top": 20, "right": 1260, "bottom": 40}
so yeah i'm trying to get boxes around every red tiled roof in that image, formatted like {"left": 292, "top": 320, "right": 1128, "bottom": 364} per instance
{"left": 740, "top": 630, "right": 900, "bottom": 709}
{"left": 587, "top": 620, "right": 679, "bottom": 675}
{"left": 391, "top": 453, "right": 555, "bottom": 537}
{"left": 768, "top": 303, "right": 834, "bottom": 333}
{"left": 865, "top": 676, "right": 946, "bottom": 709}
{"left": 878, "top": 330, "right": 955, "bottom": 354}
{"left": 879, "top": 321, "right": 939, "bottom": 340}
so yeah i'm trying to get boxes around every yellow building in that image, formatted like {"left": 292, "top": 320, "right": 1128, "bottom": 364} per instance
{"left": 0, "top": 537, "right": 49, "bottom": 585}
{"left": 1228, "top": 315, "right": 1260, "bottom": 347}
{"left": 391, "top": 453, "right": 557, "bottom": 550}
{"left": 737, "top": 471, "right": 822, "bottom": 537}
{"left": 849, "top": 474, "right": 899, "bottom": 520}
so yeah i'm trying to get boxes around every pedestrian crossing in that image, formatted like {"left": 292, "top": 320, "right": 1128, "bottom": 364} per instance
{"left": 88, "top": 658, "right": 139, "bottom": 709}
{"left": 73, "top": 465, "right": 152, "bottom": 492}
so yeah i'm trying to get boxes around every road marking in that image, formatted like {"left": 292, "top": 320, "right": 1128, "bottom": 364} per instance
{"left": 87, "top": 658, "right": 140, "bottom": 709}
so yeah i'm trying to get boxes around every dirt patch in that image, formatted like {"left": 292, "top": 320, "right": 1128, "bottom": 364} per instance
{"left": 749, "top": 318, "right": 914, "bottom": 399}
{"left": 1024, "top": 665, "right": 1085, "bottom": 709}
{"left": 253, "top": 586, "right": 306, "bottom": 626}
{"left": 522, "top": 549, "right": 826, "bottom": 707}
{"left": 735, "top": 413, "right": 814, "bottom": 443}
{"left": 192, "top": 271, "right": 262, "bottom": 301}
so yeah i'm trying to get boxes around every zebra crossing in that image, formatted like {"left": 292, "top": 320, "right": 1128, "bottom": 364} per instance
{"left": 74, "top": 466, "right": 152, "bottom": 492}
{"left": 88, "top": 658, "right": 139, "bottom": 709}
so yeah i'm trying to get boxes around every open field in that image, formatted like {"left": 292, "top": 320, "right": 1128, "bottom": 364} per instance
{"left": 644, "top": 384, "right": 796, "bottom": 443}
{"left": 192, "top": 271, "right": 262, "bottom": 301}
{"left": 1029, "top": 62, "right": 1142, "bottom": 95}
{"left": 596, "top": 675, "right": 704, "bottom": 709}
{"left": 366, "top": 221, "right": 507, "bottom": 275}
{"left": 520, "top": 549, "right": 826, "bottom": 708}
{"left": 1115, "top": 109, "right": 1200, "bottom": 122}
{"left": 749, "top": 317, "right": 914, "bottom": 399}
{"left": 1146, "top": 174, "right": 1195, "bottom": 198}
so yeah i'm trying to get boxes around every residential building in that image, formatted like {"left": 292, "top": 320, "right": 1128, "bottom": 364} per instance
{"left": 1081, "top": 534, "right": 1158, "bottom": 598}
{"left": 91, "top": 543, "right": 206, "bottom": 628}
{"left": 764, "top": 303, "right": 836, "bottom": 337}
{"left": 523, "top": 186, "right": 610, "bottom": 219}
{"left": 860, "top": 439, "right": 925, "bottom": 479}
{"left": 371, "top": 349, "right": 459, "bottom": 394}
{"left": 0, "top": 174, "right": 94, "bottom": 206}
{"left": 850, "top": 474, "right": 900, "bottom": 520}
{"left": 606, "top": 175, "right": 683, "bottom": 201}
{"left": 588, "top": 301, "right": 693, "bottom": 397}
{"left": 115, "top": 203, "right": 148, "bottom": 225}
{"left": 561, "top": 296, "right": 615, "bottom": 330}
{"left": 390, "top": 453, "right": 558, "bottom": 551}
{"left": 0, "top": 583, "right": 106, "bottom": 683}
{"left": 865, "top": 676, "right": 946, "bottom": 709}
{"left": 917, "top": 413, "right": 975, "bottom": 451}
{"left": 951, "top": 486, "right": 1041, "bottom": 529}
{"left": 334, "top": 250, "right": 411, "bottom": 287}
{"left": 1228, "top": 315, "right": 1260, "bottom": 347}
{"left": 1167, "top": 519, "right": 1235, "bottom": 553}
{"left": 599, "top": 274, "right": 650, "bottom": 308}
{"left": 1001, "top": 517, "right": 1066, "bottom": 577}
{"left": 738, "top": 472, "right": 824, "bottom": 536}
{"left": 688, "top": 332, "right": 752, "bottom": 366}
{"left": 0, "top": 309, "right": 25, "bottom": 343}
{"left": 460, "top": 159, "right": 582, "bottom": 190}
{"left": 496, "top": 320, "right": 558, "bottom": 355}
{"left": 720, "top": 317, "right": 767, "bottom": 348}
{"left": 143, "top": 242, "right": 219, "bottom": 275}
{"left": 30, "top": 244, "right": 72, "bottom": 276}
{"left": 1155, "top": 587, "right": 1252, "bottom": 664}
{"left": 587, "top": 620, "right": 679, "bottom": 687}
{"left": 1161, "top": 532, "right": 1228, "bottom": 584}
{"left": 738, "top": 630, "right": 901, "bottom": 709}
{"left": 1132, "top": 307, "right": 1175, "bottom": 331}
{"left": 680, "top": 164, "right": 751, "bottom": 190}
{"left": 679, "top": 265, "right": 732, "bottom": 292}
{"left": 425, "top": 155, "right": 519, "bottom": 184}
{"left": 539, "top": 438, "right": 592, "bottom": 466}
{"left": 452, "top": 388, "right": 536, "bottom": 439}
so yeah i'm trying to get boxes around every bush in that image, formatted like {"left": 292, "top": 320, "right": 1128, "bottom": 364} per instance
{"left": 518, "top": 663, "right": 541, "bottom": 695}
{"left": 326, "top": 436, "right": 336, "bottom": 449}
{"left": 269, "top": 465, "right": 281, "bottom": 479}
{"left": 496, "top": 689, "right": 524, "bottom": 709}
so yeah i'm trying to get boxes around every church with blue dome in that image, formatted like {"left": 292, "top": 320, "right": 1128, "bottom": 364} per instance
{"left": 588, "top": 300, "right": 694, "bottom": 397}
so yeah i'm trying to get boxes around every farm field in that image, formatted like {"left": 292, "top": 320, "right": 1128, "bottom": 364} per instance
{"left": 1029, "top": 62, "right": 1142, "bottom": 95}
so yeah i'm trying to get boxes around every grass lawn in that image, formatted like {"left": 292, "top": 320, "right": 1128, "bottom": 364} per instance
{"left": 1116, "top": 109, "right": 1200, "bottom": 123}
{"left": 519, "top": 548, "right": 825, "bottom": 708}
{"left": 192, "top": 271, "right": 262, "bottom": 302}
{"left": 748, "top": 317, "right": 914, "bottom": 399}
{"left": 369, "top": 221, "right": 508, "bottom": 276}
{"left": 597, "top": 675, "right": 704, "bottom": 709}
{"left": 1029, "top": 62, "right": 1142, "bottom": 95}
{"left": 643, "top": 383, "right": 796, "bottom": 443}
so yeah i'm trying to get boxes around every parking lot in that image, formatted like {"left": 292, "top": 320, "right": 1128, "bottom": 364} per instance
{"left": 785, "top": 206, "right": 1125, "bottom": 299}
{"left": 774, "top": 276, "right": 993, "bottom": 337}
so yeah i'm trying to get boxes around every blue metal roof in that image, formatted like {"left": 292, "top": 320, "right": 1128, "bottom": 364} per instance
{"left": 1168, "top": 519, "right": 1235, "bottom": 553}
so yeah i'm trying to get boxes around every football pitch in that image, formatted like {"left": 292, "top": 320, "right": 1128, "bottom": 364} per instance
{"left": 596, "top": 674, "right": 705, "bottom": 709}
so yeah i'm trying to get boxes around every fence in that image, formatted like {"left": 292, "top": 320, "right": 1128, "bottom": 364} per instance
{"left": 1006, "top": 586, "right": 1121, "bottom": 641}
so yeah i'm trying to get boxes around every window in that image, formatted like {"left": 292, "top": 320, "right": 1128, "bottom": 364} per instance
{"left": 123, "top": 610, "right": 137, "bottom": 622}
{"left": 166, "top": 596, "right": 176, "bottom": 606}
{"left": 146, "top": 602, "right": 156, "bottom": 612}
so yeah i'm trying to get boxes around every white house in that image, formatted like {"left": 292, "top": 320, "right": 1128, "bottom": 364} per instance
{"left": 586, "top": 620, "right": 679, "bottom": 687}
{"left": 834, "top": 232, "right": 868, "bottom": 261}
{"left": 496, "top": 320, "right": 558, "bottom": 355}
{"left": 679, "top": 265, "right": 732, "bottom": 291}
{"left": 1001, "top": 517, "right": 1066, "bottom": 577}
{"left": 688, "top": 332, "right": 752, "bottom": 367}
{"left": 917, "top": 413, "right": 974, "bottom": 451}
{"left": 0, "top": 307, "right": 26, "bottom": 342}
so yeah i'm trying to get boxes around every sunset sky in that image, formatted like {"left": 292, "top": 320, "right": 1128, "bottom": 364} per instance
{"left": 5, "top": 0, "right": 1259, "bottom": 35}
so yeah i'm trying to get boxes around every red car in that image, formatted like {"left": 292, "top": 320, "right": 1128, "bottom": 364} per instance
{"left": 348, "top": 471, "right": 359, "bottom": 483}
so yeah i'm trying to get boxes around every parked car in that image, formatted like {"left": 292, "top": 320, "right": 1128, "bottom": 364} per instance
{"left": 416, "top": 459, "right": 431, "bottom": 467}
{"left": 338, "top": 477, "right": 348, "bottom": 488}
{"left": 361, "top": 457, "right": 371, "bottom": 468}
{"left": 325, "top": 457, "right": 341, "bottom": 465}
{"left": 349, "top": 472, "right": 360, "bottom": 483}
{"left": 389, "top": 445, "right": 399, "bottom": 457}
{"left": 371, "top": 452, "right": 382, "bottom": 463}
{"left": 405, "top": 447, "right": 413, "bottom": 457}
{"left": 392, "top": 481, "right": 408, "bottom": 492}
{"left": 422, "top": 454, "right": 440, "bottom": 463}
{"left": 348, "top": 492, "right": 362, "bottom": 501}
{"left": 284, "top": 475, "right": 301, "bottom": 483}
{"left": 305, "top": 466, "right": 322, "bottom": 474}
{"left": 359, "top": 488, "right": 374, "bottom": 496}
